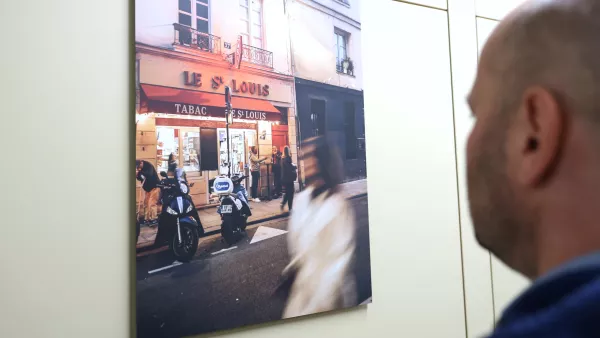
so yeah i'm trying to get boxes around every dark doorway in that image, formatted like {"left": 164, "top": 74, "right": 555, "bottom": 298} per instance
{"left": 310, "top": 99, "right": 326, "bottom": 137}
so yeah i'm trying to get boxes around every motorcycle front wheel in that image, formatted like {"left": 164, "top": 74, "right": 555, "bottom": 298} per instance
{"left": 170, "top": 222, "right": 199, "bottom": 262}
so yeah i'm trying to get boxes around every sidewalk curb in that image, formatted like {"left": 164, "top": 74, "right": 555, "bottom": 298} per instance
{"left": 201, "top": 192, "right": 368, "bottom": 237}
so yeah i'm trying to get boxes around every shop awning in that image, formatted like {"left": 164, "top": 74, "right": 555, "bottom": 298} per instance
{"left": 140, "top": 84, "right": 281, "bottom": 122}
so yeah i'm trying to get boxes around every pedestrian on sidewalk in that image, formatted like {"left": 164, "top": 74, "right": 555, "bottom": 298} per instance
{"left": 280, "top": 136, "right": 357, "bottom": 318}
{"left": 167, "top": 152, "right": 177, "bottom": 173}
{"left": 271, "top": 146, "right": 283, "bottom": 198}
{"left": 136, "top": 160, "right": 160, "bottom": 226}
{"left": 249, "top": 146, "right": 267, "bottom": 202}
{"left": 280, "top": 146, "right": 296, "bottom": 212}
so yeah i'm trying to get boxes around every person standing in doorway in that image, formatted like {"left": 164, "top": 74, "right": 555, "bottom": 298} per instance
{"left": 136, "top": 160, "right": 160, "bottom": 226}
{"left": 280, "top": 146, "right": 296, "bottom": 212}
{"left": 271, "top": 145, "right": 283, "bottom": 198}
{"left": 167, "top": 152, "right": 177, "bottom": 173}
{"left": 248, "top": 146, "right": 267, "bottom": 202}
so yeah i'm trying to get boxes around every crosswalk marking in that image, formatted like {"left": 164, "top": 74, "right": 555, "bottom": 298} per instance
{"left": 148, "top": 261, "right": 182, "bottom": 274}
{"left": 250, "top": 226, "right": 288, "bottom": 244}
{"left": 211, "top": 246, "right": 238, "bottom": 255}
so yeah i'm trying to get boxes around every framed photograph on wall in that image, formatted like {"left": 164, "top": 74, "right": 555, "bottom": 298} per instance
{"left": 135, "top": 0, "right": 372, "bottom": 336}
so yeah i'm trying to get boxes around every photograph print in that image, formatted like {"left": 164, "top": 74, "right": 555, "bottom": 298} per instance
{"left": 135, "top": 0, "right": 371, "bottom": 336}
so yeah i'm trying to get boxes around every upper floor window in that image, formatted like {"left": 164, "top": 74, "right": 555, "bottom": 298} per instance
{"left": 335, "top": 29, "right": 349, "bottom": 73}
{"left": 239, "top": 0, "right": 263, "bottom": 48}
{"left": 179, "top": 0, "right": 210, "bottom": 33}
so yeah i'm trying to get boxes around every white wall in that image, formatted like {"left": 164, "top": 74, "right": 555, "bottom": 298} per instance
{"left": 362, "top": 1, "right": 466, "bottom": 337}
{"left": 476, "top": 0, "right": 526, "bottom": 20}
{"left": 1, "top": 0, "right": 532, "bottom": 337}
{"left": 400, "top": 0, "right": 447, "bottom": 10}
{"left": 447, "top": 0, "right": 495, "bottom": 336}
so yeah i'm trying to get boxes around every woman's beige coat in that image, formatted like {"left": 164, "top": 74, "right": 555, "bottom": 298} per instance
{"left": 282, "top": 186, "right": 357, "bottom": 319}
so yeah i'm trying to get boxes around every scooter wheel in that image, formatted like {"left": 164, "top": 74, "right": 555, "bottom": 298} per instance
{"left": 170, "top": 223, "right": 199, "bottom": 262}
{"left": 221, "top": 216, "right": 240, "bottom": 246}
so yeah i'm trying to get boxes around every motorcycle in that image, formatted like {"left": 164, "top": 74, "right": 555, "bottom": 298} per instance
{"left": 136, "top": 170, "right": 203, "bottom": 262}
{"left": 212, "top": 174, "right": 252, "bottom": 245}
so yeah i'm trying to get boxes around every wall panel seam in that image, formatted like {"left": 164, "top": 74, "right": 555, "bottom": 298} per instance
{"left": 391, "top": 0, "right": 447, "bottom": 12}
{"left": 445, "top": 8, "right": 469, "bottom": 338}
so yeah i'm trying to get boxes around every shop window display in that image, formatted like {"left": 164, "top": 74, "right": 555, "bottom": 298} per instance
{"left": 183, "top": 130, "right": 200, "bottom": 172}
{"left": 218, "top": 129, "right": 256, "bottom": 176}
{"left": 156, "top": 127, "right": 178, "bottom": 172}
{"left": 157, "top": 127, "right": 201, "bottom": 174}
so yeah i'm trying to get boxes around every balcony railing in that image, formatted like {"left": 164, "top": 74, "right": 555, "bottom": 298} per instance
{"left": 241, "top": 44, "right": 273, "bottom": 68}
{"left": 173, "top": 23, "right": 221, "bottom": 54}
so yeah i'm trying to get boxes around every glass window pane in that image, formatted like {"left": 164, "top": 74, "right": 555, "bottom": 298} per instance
{"left": 241, "top": 34, "right": 249, "bottom": 45}
{"left": 240, "top": 20, "right": 249, "bottom": 34}
{"left": 196, "top": 18, "right": 209, "bottom": 33}
{"left": 251, "top": 9, "right": 261, "bottom": 24}
{"left": 252, "top": 0, "right": 261, "bottom": 10}
{"left": 240, "top": 0, "right": 248, "bottom": 5}
{"left": 179, "top": 0, "right": 191, "bottom": 13}
{"left": 157, "top": 128, "right": 179, "bottom": 172}
{"left": 179, "top": 13, "right": 192, "bottom": 26}
{"left": 196, "top": 3, "right": 209, "bottom": 19}
{"left": 252, "top": 37, "right": 262, "bottom": 48}
{"left": 183, "top": 131, "right": 200, "bottom": 172}
{"left": 252, "top": 24, "right": 262, "bottom": 38}
{"left": 239, "top": 5, "right": 249, "bottom": 20}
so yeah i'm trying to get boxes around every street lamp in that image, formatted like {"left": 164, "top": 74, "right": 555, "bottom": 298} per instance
{"left": 224, "top": 86, "right": 233, "bottom": 177}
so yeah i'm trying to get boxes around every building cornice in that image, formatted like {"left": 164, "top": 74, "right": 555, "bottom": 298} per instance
{"left": 135, "top": 43, "right": 295, "bottom": 83}
{"left": 293, "top": 0, "right": 361, "bottom": 29}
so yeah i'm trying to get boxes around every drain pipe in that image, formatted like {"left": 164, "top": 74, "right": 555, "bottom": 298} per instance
{"left": 284, "top": 0, "right": 304, "bottom": 191}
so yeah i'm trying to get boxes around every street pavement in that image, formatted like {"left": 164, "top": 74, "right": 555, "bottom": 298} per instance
{"left": 136, "top": 195, "right": 372, "bottom": 338}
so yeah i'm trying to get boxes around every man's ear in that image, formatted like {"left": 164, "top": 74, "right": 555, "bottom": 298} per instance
{"left": 516, "top": 86, "right": 563, "bottom": 186}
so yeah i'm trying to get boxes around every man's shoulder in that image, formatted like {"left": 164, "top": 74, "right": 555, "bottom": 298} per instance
{"left": 492, "top": 256, "right": 600, "bottom": 338}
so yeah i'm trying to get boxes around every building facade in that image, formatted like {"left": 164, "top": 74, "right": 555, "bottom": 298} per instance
{"left": 135, "top": 0, "right": 297, "bottom": 208}
{"left": 285, "top": 0, "right": 367, "bottom": 181}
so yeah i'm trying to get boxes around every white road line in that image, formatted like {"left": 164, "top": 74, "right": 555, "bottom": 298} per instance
{"left": 250, "top": 226, "right": 288, "bottom": 244}
{"left": 148, "top": 261, "right": 183, "bottom": 274}
{"left": 211, "top": 246, "right": 238, "bottom": 255}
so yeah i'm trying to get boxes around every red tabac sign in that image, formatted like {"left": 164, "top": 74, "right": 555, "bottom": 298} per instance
{"left": 141, "top": 84, "right": 280, "bottom": 122}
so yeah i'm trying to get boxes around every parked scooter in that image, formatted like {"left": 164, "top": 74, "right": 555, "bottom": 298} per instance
{"left": 212, "top": 174, "right": 252, "bottom": 245}
{"left": 136, "top": 171, "right": 203, "bottom": 262}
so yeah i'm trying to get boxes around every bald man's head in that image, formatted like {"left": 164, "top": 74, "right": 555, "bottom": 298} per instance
{"left": 467, "top": 0, "right": 600, "bottom": 278}
{"left": 478, "top": 0, "right": 600, "bottom": 123}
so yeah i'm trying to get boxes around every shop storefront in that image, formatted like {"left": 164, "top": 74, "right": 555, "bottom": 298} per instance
{"left": 135, "top": 44, "right": 296, "bottom": 208}
{"left": 294, "top": 77, "right": 367, "bottom": 182}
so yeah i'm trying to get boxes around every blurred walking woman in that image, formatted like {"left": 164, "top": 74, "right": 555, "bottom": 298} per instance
{"left": 281, "top": 136, "right": 357, "bottom": 318}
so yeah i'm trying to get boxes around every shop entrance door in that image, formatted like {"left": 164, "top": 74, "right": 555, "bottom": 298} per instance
{"left": 217, "top": 129, "right": 257, "bottom": 176}
{"left": 272, "top": 127, "right": 289, "bottom": 153}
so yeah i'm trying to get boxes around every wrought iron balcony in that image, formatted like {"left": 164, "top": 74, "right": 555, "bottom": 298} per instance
{"left": 241, "top": 44, "right": 273, "bottom": 68}
{"left": 173, "top": 23, "right": 221, "bottom": 54}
